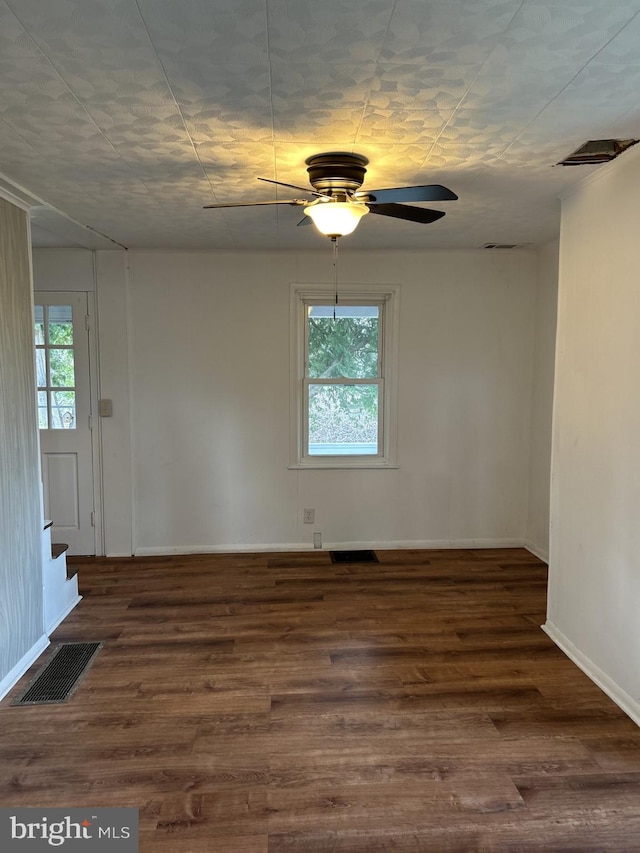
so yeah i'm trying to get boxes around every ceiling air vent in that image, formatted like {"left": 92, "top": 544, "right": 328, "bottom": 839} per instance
{"left": 483, "top": 243, "right": 520, "bottom": 249}
{"left": 556, "top": 138, "right": 639, "bottom": 166}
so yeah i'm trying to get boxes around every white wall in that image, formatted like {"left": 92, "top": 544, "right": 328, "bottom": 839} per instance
{"left": 124, "top": 248, "right": 538, "bottom": 554}
{"left": 31, "top": 245, "right": 553, "bottom": 558}
{"left": 95, "top": 251, "right": 133, "bottom": 556}
{"left": 0, "top": 197, "right": 47, "bottom": 699}
{"left": 546, "top": 146, "right": 640, "bottom": 725}
{"left": 32, "top": 248, "right": 95, "bottom": 292}
{"left": 526, "top": 240, "right": 559, "bottom": 561}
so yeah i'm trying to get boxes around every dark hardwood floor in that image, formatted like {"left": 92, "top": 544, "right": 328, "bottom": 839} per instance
{"left": 2, "top": 548, "right": 640, "bottom": 851}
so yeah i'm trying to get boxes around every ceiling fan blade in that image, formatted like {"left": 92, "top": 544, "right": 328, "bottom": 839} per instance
{"left": 203, "top": 199, "right": 308, "bottom": 208}
{"left": 358, "top": 184, "right": 458, "bottom": 204}
{"left": 258, "top": 177, "right": 326, "bottom": 198}
{"left": 367, "top": 204, "right": 446, "bottom": 224}
{"left": 296, "top": 215, "right": 312, "bottom": 226}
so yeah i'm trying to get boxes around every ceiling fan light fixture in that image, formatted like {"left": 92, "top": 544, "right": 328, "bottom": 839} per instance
{"left": 304, "top": 199, "right": 369, "bottom": 237}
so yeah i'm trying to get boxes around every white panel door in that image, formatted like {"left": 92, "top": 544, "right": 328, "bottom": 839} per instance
{"left": 35, "top": 292, "right": 95, "bottom": 555}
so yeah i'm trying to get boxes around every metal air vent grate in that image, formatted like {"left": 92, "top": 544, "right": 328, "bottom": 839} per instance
{"left": 557, "top": 138, "right": 639, "bottom": 166}
{"left": 330, "top": 550, "right": 379, "bottom": 564}
{"left": 483, "top": 243, "right": 520, "bottom": 249}
{"left": 11, "top": 642, "right": 102, "bottom": 705}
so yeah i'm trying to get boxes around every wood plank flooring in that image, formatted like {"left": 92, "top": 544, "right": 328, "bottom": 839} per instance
{"left": 2, "top": 548, "right": 640, "bottom": 851}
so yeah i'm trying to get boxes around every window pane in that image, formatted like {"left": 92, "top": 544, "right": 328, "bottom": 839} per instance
{"left": 308, "top": 384, "right": 378, "bottom": 455}
{"left": 36, "top": 349, "right": 47, "bottom": 387}
{"left": 50, "top": 391, "right": 76, "bottom": 429}
{"left": 49, "top": 348, "right": 75, "bottom": 387}
{"left": 307, "top": 305, "right": 379, "bottom": 379}
{"left": 34, "top": 305, "right": 45, "bottom": 345}
{"left": 38, "top": 391, "right": 48, "bottom": 429}
{"left": 48, "top": 305, "right": 74, "bottom": 345}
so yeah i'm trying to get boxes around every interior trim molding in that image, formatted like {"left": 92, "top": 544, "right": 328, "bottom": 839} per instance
{"left": 45, "top": 595, "right": 83, "bottom": 636}
{"left": 523, "top": 539, "right": 549, "bottom": 563}
{"left": 133, "top": 538, "right": 527, "bottom": 557}
{"left": 0, "top": 174, "right": 40, "bottom": 210}
{"left": 0, "top": 635, "right": 50, "bottom": 703}
{"left": 542, "top": 620, "right": 640, "bottom": 728}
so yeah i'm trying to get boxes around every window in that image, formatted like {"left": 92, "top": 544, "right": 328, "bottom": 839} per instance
{"left": 34, "top": 304, "right": 77, "bottom": 429}
{"left": 290, "top": 284, "right": 399, "bottom": 468}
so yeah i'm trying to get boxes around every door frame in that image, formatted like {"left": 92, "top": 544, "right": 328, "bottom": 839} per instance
{"left": 86, "top": 290, "right": 103, "bottom": 555}
{"left": 34, "top": 288, "right": 103, "bottom": 555}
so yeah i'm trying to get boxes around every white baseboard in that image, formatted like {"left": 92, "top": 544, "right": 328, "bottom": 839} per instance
{"left": 319, "top": 538, "right": 526, "bottom": 552}
{"left": 45, "top": 594, "right": 82, "bottom": 636}
{"left": 134, "top": 543, "right": 310, "bottom": 556}
{"left": 542, "top": 620, "right": 640, "bottom": 728}
{"left": 134, "top": 538, "right": 528, "bottom": 557}
{"left": 523, "top": 539, "right": 549, "bottom": 563}
{"left": 0, "top": 634, "right": 50, "bottom": 703}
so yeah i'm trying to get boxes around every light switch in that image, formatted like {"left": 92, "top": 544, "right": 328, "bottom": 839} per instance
{"left": 98, "top": 398, "right": 113, "bottom": 417}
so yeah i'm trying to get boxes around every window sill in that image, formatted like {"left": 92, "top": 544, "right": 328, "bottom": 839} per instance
{"left": 288, "top": 461, "right": 399, "bottom": 470}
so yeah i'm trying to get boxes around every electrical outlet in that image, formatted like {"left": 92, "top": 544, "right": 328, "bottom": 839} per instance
{"left": 303, "top": 508, "right": 315, "bottom": 524}
{"left": 313, "top": 532, "right": 322, "bottom": 549}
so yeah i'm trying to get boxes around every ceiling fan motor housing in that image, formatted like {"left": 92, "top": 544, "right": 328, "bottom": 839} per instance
{"left": 305, "top": 152, "right": 368, "bottom": 195}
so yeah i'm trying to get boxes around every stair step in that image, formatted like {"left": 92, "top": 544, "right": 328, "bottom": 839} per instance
{"left": 66, "top": 566, "right": 78, "bottom": 581}
{"left": 51, "top": 543, "right": 69, "bottom": 560}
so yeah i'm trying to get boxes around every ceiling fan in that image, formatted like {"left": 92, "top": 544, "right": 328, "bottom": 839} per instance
{"left": 203, "top": 152, "right": 457, "bottom": 238}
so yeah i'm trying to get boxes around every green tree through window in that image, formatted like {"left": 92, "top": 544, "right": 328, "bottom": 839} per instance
{"left": 306, "top": 305, "right": 380, "bottom": 455}
{"left": 35, "top": 304, "right": 76, "bottom": 429}
{"left": 308, "top": 310, "right": 378, "bottom": 378}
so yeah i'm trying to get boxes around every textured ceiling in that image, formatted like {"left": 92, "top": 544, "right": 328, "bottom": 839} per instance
{"left": 2, "top": 0, "right": 640, "bottom": 251}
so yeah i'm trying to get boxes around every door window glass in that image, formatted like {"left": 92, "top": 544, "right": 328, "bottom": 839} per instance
{"left": 34, "top": 304, "right": 77, "bottom": 429}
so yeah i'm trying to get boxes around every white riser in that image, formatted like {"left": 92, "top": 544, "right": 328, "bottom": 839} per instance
{"left": 41, "top": 522, "right": 81, "bottom": 635}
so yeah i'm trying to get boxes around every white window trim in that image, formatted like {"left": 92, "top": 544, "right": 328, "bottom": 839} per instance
{"left": 289, "top": 282, "right": 400, "bottom": 469}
